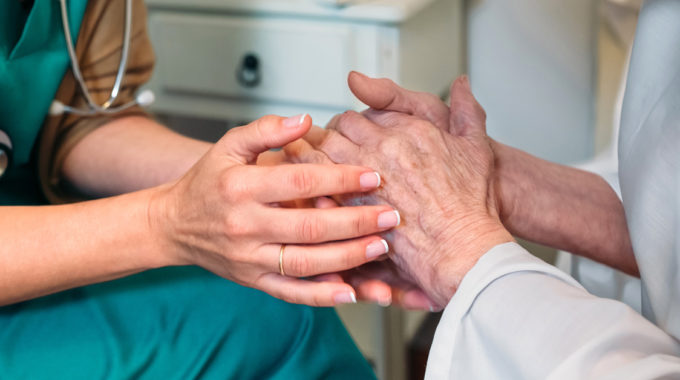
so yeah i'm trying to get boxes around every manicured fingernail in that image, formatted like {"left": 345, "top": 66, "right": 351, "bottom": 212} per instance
{"left": 378, "top": 210, "right": 401, "bottom": 228}
{"left": 283, "top": 113, "right": 308, "bottom": 128}
{"left": 334, "top": 292, "right": 357, "bottom": 305}
{"left": 360, "top": 172, "right": 381, "bottom": 189}
{"left": 366, "top": 239, "right": 389, "bottom": 259}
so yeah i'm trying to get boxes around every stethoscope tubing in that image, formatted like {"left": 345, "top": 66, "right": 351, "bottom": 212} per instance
{"left": 1, "top": 0, "right": 144, "bottom": 180}
{"left": 58, "top": 0, "right": 133, "bottom": 113}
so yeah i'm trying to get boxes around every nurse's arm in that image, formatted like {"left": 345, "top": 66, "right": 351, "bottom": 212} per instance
{"left": 61, "top": 115, "right": 212, "bottom": 197}
{"left": 0, "top": 116, "right": 396, "bottom": 307}
{"left": 342, "top": 72, "right": 638, "bottom": 277}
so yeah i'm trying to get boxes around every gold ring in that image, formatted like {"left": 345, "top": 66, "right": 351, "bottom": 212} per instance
{"left": 279, "top": 244, "right": 286, "bottom": 276}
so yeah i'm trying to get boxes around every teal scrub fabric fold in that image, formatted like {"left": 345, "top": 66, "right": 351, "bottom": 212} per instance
{"left": 0, "top": 267, "right": 376, "bottom": 379}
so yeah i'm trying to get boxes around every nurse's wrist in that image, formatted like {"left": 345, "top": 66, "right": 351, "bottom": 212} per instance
{"left": 145, "top": 182, "right": 186, "bottom": 268}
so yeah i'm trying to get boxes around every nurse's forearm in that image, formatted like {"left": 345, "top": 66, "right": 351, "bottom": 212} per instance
{"left": 62, "top": 116, "right": 212, "bottom": 197}
{"left": 493, "top": 141, "right": 638, "bottom": 276}
{"left": 0, "top": 189, "right": 168, "bottom": 306}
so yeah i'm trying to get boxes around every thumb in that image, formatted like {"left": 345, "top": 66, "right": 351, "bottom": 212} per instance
{"left": 449, "top": 75, "right": 487, "bottom": 137}
{"left": 348, "top": 71, "right": 449, "bottom": 130}
{"left": 218, "top": 114, "right": 312, "bottom": 164}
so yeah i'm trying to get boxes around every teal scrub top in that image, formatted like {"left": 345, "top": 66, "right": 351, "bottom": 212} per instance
{"left": 0, "top": 0, "right": 88, "bottom": 205}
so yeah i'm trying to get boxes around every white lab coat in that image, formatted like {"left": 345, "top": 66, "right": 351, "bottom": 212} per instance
{"left": 425, "top": 1, "right": 680, "bottom": 378}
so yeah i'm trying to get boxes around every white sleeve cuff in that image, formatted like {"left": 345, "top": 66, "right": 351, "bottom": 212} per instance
{"left": 425, "top": 242, "right": 680, "bottom": 380}
{"left": 425, "top": 242, "right": 584, "bottom": 379}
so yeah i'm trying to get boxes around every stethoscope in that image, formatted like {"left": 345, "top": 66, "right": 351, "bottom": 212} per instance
{"left": 0, "top": 0, "right": 155, "bottom": 180}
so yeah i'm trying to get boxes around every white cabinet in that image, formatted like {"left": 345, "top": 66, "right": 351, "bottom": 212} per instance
{"left": 145, "top": 0, "right": 463, "bottom": 126}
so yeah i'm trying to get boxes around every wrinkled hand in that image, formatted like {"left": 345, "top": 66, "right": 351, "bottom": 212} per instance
{"left": 274, "top": 128, "right": 434, "bottom": 310}
{"left": 347, "top": 71, "right": 520, "bottom": 231}
{"left": 318, "top": 77, "right": 514, "bottom": 309}
{"left": 150, "top": 114, "right": 402, "bottom": 307}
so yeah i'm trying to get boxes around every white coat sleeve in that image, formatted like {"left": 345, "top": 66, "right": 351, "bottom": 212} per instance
{"left": 425, "top": 242, "right": 680, "bottom": 380}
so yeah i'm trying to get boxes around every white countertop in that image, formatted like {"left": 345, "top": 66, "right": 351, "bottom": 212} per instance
{"left": 145, "top": 0, "right": 438, "bottom": 23}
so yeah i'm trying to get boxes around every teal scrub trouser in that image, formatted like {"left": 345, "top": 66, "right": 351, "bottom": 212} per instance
{"left": 0, "top": 267, "right": 376, "bottom": 379}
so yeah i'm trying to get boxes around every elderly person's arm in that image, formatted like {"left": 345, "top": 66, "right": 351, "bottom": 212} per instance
{"left": 345, "top": 72, "right": 638, "bottom": 277}
{"left": 317, "top": 77, "right": 680, "bottom": 378}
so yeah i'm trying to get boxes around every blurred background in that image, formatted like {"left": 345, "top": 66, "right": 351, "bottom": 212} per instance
{"left": 141, "top": 0, "right": 638, "bottom": 378}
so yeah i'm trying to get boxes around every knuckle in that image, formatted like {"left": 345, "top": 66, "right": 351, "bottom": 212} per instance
{"left": 335, "top": 169, "right": 353, "bottom": 192}
{"left": 289, "top": 252, "right": 311, "bottom": 276}
{"left": 352, "top": 212, "right": 371, "bottom": 235}
{"left": 282, "top": 286, "right": 301, "bottom": 304}
{"left": 289, "top": 170, "right": 319, "bottom": 198}
{"left": 223, "top": 125, "right": 244, "bottom": 140}
{"left": 296, "top": 215, "right": 324, "bottom": 242}
{"left": 249, "top": 114, "right": 279, "bottom": 143}
{"left": 252, "top": 116, "right": 273, "bottom": 141}
{"left": 223, "top": 213, "right": 251, "bottom": 237}
{"left": 326, "top": 113, "right": 343, "bottom": 131}
{"left": 311, "top": 293, "right": 326, "bottom": 307}
{"left": 475, "top": 103, "right": 487, "bottom": 122}
{"left": 221, "top": 171, "right": 249, "bottom": 202}
{"left": 377, "top": 137, "right": 401, "bottom": 157}
{"left": 423, "top": 92, "right": 442, "bottom": 105}
{"left": 337, "top": 111, "right": 359, "bottom": 130}
{"left": 408, "top": 121, "right": 439, "bottom": 144}
{"left": 409, "top": 124, "right": 429, "bottom": 140}
{"left": 339, "top": 248, "right": 356, "bottom": 269}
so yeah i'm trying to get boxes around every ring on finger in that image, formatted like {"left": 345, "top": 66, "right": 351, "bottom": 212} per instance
{"left": 279, "top": 244, "right": 287, "bottom": 276}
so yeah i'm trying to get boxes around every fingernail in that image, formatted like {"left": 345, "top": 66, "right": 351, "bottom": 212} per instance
{"left": 378, "top": 295, "right": 392, "bottom": 307}
{"left": 462, "top": 75, "right": 471, "bottom": 87}
{"left": 404, "top": 290, "right": 435, "bottom": 311}
{"left": 366, "top": 239, "right": 389, "bottom": 259}
{"left": 360, "top": 172, "right": 381, "bottom": 189}
{"left": 334, "top": 292, "right": 357, "bottom": 305}
{"left": 283, "top": 114, "right": 308, "bottom": 128}
{"left": 378, "top": 210, "right": 401, "bottom": 228}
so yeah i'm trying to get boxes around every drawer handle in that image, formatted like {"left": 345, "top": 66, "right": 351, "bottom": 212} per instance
{"left": 237, "top": 53, "right": 261, "bottom": 88}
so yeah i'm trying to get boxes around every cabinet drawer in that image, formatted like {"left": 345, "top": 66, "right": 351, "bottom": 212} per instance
{"left": 148, "top": 13, "right": 357, "bottom": 108}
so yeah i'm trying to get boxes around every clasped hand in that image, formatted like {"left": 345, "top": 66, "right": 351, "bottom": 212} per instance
{"left": 148, "top": 114, "right": 401, "bottom": 307}
{"left": 286, "top": 74, "right": 514, "bottom": 310}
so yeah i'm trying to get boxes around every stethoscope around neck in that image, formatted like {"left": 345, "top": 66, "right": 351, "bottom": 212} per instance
{"left": 0, "top": 0, "right": 155, "bottom": 180}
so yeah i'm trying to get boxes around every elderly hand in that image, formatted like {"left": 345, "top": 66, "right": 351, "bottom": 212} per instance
{"left": 347, "top": 72, "right": 639, "bottom": 278}
{"left": 149, "top": 114, "right": 402, "bottom": 307}
{"left": 266, "top": 126, "right": 434, "bottom": 310}
{"left": 345, "top": 71, "right": 522, "bottom": 224}
{"left": 317, "top": 77, "right": 514, "bottom": 309}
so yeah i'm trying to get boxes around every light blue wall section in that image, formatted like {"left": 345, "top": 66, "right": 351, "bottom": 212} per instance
{"left": 467, "top": 0, "right": 598, "bottom": 164}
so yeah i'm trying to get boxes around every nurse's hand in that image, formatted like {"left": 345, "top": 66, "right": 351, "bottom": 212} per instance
{"left": 150, "top": 115, "right": 401, "bottom": 307}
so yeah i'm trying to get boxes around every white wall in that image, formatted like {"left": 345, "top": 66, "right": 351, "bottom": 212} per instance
{"left": 467, "top": 0, "right": 599, "bottom": 163}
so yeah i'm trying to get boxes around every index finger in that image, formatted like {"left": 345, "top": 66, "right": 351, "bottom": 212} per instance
{"left": 252, "top": 164, "right": 381, "bottom": 202}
